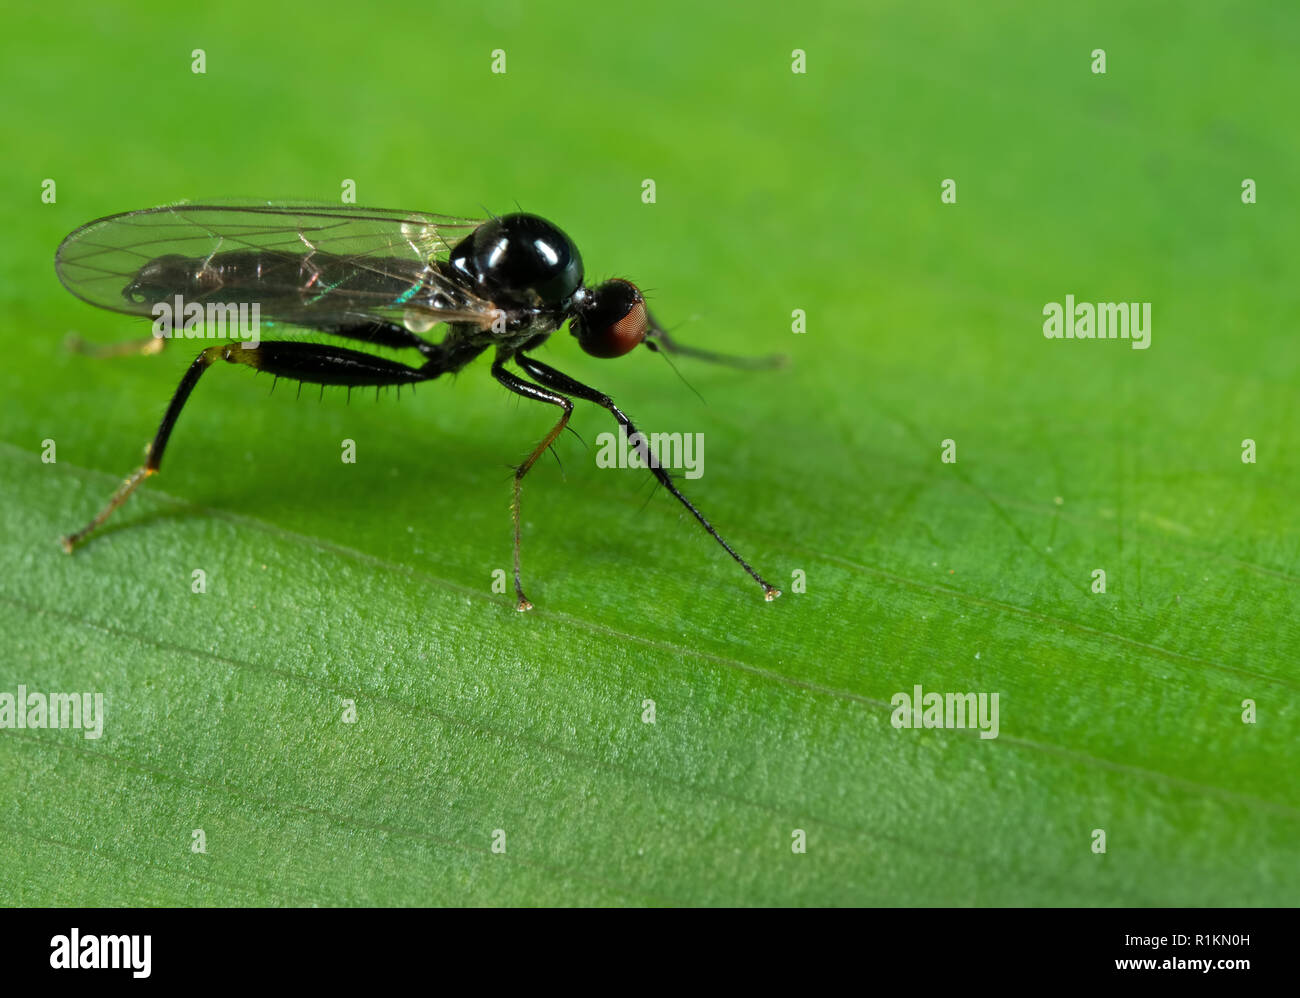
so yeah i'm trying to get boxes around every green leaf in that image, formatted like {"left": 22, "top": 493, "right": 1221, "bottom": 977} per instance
{"left": 1, "top": 0, "right": 1296, "bottom": 905}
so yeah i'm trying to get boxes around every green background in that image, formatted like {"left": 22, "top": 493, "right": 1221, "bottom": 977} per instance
{"left": 1, "top": 0, "right": 1296, "bottom": 905}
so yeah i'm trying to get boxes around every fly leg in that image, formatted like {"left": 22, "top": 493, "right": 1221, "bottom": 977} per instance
{"left": 516, "top": 354, "right": 780, "bottom": 601}
{"left": 61, "top": 340, "right": 441, "bottom": 551}
{"left": 491, "top": 357, "right": 574, "bottom": 611}
{"left": 65, "top": 332, "right": 168, "bottom": 358}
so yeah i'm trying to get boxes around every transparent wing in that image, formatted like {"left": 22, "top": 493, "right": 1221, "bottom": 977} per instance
{"left": 55, "top": 200, "right": 499, "bottom": 329}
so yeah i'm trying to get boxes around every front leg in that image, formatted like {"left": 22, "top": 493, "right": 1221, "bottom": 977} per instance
{"left": 515, "top": 354, "right": 780, "bottom": 601}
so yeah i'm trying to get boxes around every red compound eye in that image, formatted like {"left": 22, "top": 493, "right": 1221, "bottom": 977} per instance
{"left": 573, "top": 279, "right": 647, "bottom": 358}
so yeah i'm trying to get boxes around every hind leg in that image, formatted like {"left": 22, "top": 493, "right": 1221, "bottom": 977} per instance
{"left": 61, "top": 340, "right": 442, "bottom": 551}
{"left": 65, "top": 331, "right": 168, "bottom": 358}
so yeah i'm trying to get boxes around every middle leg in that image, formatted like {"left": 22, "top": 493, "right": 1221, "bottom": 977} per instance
{"left": 490, "top": 357, "right": 573, "bottom": 611}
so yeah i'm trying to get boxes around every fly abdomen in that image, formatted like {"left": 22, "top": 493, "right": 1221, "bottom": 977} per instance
{"left": 122, "top": 250, "right": 429, "bottom": 312}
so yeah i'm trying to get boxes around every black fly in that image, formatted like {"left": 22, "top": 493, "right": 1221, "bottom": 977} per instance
{"left": 55, "top": 201, "right": 783, "bottom": 610}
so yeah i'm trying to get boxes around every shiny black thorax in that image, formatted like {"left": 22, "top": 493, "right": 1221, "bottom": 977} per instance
{"left": 436, "top": 213, "right": 592, "bottom": 364}
{"left": 446, "top": 213, "right": 584, "bottom": 311}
